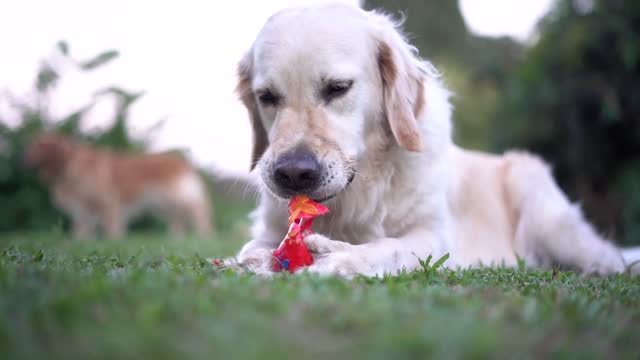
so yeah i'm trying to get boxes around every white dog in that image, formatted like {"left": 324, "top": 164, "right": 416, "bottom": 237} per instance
{"left": 232, "top": 4, "right": 638, "bottom": 277}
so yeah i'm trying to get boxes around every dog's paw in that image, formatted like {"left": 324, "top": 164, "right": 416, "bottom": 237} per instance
{"left": 304, "top": 250, "right": 374, "bottom": 278}
{"left": 583, "top": 246, "right": 626, "bottom": 275}
{"left": 587, "top": 262, "right": 625, "bottom": 276}
{"left": 222, "top": 248, "right": 275, "bottom": 276}
{"left": 305, "top": 234, "right": 354, "bottom": 255}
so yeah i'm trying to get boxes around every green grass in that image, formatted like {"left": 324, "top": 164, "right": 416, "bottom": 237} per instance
{"left": 1, "top": 227, "right": 639, "bottom": 360}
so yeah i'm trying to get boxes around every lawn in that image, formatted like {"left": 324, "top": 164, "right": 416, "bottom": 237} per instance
{"left": 1, "top": 223, "right": 639, "bottom": 359}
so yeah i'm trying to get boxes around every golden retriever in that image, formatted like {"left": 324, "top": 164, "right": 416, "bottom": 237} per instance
{"left": 231, "top": 4, "right": 638, "bottom": 277}
{"left": 24, "top": 133, "right": 213, "bottom": 239}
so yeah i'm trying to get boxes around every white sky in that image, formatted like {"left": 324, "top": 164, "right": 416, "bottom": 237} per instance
{"left": 459, "top": 0, "right": 555, "bottom": 41}
{"left": 0, "top": 0, "right": 554, "bottom": 177}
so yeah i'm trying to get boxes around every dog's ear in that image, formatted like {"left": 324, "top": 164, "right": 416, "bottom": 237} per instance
{"left": 376, "top": 34, "right": 425, "bottom": 152}
{"left": 236, "top": 51, "right": 268, "bottom": 171}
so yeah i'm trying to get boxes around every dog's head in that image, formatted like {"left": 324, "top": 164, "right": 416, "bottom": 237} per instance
{"left": 23, "top": 132, "right": 74, "bottom": 181}
{"left": 237, "top": 4, "right": 431, "bottom": 201}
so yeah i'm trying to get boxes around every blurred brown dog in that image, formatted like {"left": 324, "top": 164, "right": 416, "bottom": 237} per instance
{"left": 23, "top": 133, "right": 213, "bottom": 239}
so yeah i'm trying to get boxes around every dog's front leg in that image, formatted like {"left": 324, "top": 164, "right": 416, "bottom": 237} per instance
{"left": 304, "top": 228, "right": 448, "bottom": 278}
{"left": 231, "top": 238, "right": 280, "bottom": 276}
{"left": 71, "top": 214, "right": 96, "bottom": 240}
{"left": 99, "top": 203, "right": 125, "bottom": 240}
{"left": 225, "top": 219, "right": 284, "bottom": 276}
{"left": 221, "top": 198, "right": 290, "bottom": 275}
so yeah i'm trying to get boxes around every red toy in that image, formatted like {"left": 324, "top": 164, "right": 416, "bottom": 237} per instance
{"left": 272, "top": 195, "right": 329, "bottom": 273}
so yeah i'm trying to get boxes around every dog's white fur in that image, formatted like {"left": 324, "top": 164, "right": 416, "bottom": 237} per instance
{"left": 233, "top": 4, "right": 638, "bottom": 277}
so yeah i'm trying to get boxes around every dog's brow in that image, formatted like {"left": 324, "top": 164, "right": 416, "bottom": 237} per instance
{"left": 254, "top": 83, "right": 269, "bottom": 93}
{"left": 320, "top": 74, "right": 352, "bottom": 83}
{"left": 252, "top": 77, "right": 271, "bottom": 93}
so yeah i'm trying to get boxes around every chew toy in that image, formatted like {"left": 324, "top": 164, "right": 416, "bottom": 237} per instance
{"left": 272, "top": 195, "right": 329, "bottom": 273}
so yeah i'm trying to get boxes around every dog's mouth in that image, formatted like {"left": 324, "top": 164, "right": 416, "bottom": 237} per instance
{"left": 309, "top": 171, "right": 355, "bottom": 203}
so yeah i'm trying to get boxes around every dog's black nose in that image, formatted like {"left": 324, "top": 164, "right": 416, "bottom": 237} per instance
{"left": 273, "top": 149, "right": 322, "bottom": 192}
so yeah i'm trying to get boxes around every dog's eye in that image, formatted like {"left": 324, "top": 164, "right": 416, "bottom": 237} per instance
{"left": 257, "top": 90, "right": 280, "bottom": 106}
{"left": 322, "top": 80, "right": 353, "bottom": 102}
